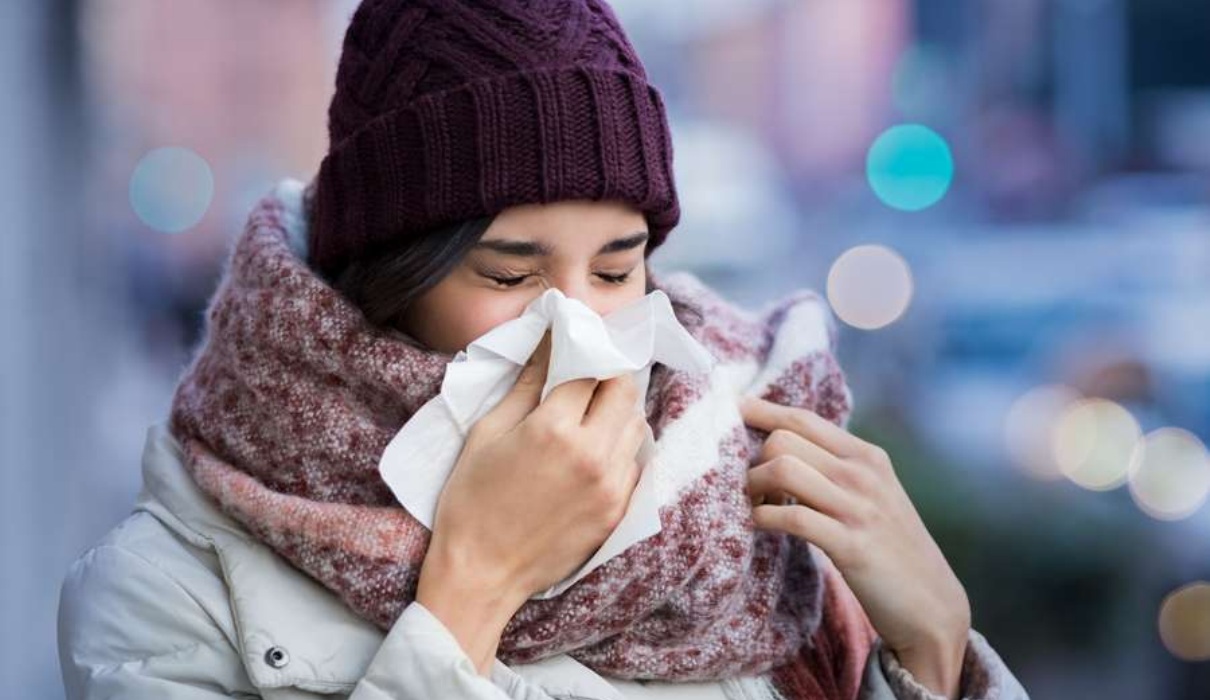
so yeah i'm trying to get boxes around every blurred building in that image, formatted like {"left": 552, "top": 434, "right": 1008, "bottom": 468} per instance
{"left": 10, "top": 0, "right": 1209, "bottom": 697}
{"left": 81, "top": 0, "right": 335, "bottom": 360}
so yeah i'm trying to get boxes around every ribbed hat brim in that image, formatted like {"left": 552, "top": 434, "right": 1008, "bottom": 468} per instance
{"left": 310, "top": 65, "right": 679, "bottom": 278}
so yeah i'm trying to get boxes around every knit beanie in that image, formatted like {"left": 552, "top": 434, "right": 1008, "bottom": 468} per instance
{"left": 309, "top": 0, "right": 681, "bottom": 280}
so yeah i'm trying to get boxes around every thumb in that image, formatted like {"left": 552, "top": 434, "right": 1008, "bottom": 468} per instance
{"left": 484, "top": 329, "right": 552, "bottom": 430}
{"left": 517, "top": 328, "right": 552, "bottom": 388}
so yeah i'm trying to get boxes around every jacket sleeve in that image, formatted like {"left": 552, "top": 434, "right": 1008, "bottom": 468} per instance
{"left": 792, "top": 552, "right": 1030, "bottom": 700}
{"left": 860, "top": 629, "right": 1032, "bottom": 700}
{"left": 348, "top": 600, "right": 556, "bottom": 700}
{"left": 58, "top": 543, "right": 557, "bottom": 700}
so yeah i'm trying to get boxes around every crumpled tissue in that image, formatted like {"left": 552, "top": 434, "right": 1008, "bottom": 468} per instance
{"left": 377, "top": 286, "right": 717, "bottom": 599}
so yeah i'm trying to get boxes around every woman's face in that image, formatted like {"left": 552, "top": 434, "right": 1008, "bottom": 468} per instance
{"left": 401, "top": 198, "right": 650, "bottom": 355}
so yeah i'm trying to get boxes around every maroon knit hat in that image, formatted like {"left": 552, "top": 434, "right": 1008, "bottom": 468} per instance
{"left": 309, "top": 0, "right": 681, "bottom": 279}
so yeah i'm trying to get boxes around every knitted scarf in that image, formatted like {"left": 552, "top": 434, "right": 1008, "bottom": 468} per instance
{"left": 168, "top": 180, "right": 877, "bottom": 698}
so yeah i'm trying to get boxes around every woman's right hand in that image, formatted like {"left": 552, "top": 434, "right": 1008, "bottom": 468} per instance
{"left": 416, "top": 328, "right": 648, "bottom": 626}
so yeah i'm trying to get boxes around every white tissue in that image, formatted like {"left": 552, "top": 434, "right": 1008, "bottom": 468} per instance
{"left": 378, "top": 286, "right": 716, "bottom": 599}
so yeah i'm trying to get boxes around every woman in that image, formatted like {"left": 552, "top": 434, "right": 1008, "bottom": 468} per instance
{"left": 57, "top": 1, "right": 1029, "bottom": 699}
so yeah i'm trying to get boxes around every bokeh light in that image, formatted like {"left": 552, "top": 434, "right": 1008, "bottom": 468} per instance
{"left": 826, "top": 244, "right": 914, "bottom": 330}
{"left": 866, "top": 124, "right": 954, "bottom": 211}
{"left": 891, "top": 44, "right": 950, "bottom": 120}
{"left": 1158, "top": 582, "right": 1210, "bottom": 662}
{"left": 1052, "top": 398, "right": 1143, "bottom": 491}
{"left": 1004, "top": 384, "right": 1084, "bottom": 480}
{"left": 129, "top": 146, "right": 214, "bottom": 234}
{"left": 1128, "top": 427, "right": 1210, "bottom": 520}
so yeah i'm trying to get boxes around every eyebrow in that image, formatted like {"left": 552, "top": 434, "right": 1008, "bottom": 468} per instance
{"left": 472, "top": 231, "right": 649, "bottom": 257}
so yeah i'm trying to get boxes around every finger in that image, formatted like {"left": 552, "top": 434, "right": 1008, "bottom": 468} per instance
{"left": 582, "top": 373, "right": 641, "bottom": 431}
{"left": 749, "top": 488, "right": 796, "bottom": 507}
{"left": 752, "top": 502, "right": 845, "bottom": 553}
{"left": 616, "top": 457, "right": 642, "bottom": 501}
{"left": 756, "top": 427, "right": 847, "bottom": 484}
{"left": 485, "top": 329, "right": 553, "bottom": 430}
{"left": 614, "top": 410, "right": 648, "bottom": 464}
{"left": 529, "top": 337, "right": 612, "bottom": 427}
{"left": 746, "top": 454, "right": 856, "bottom": 521}
{"left": 533, "top": 376, "right": 601, "bottom": 428}
{"left": 594, "top": 407, "right": 643, "bottom": 484}
{"left": 600, "top": 459, "right": 642, "bottom": 530}
{"left": 606, "top": 415, "right": 647, "bottom": 497}
{"left": 739, "top": 395, "right": 866, "bottom": 459}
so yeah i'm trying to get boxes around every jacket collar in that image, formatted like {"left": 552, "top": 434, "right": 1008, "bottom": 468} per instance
{"left": 134, "top": 421, "right": 388, "bottom": 693}
{"left": 133, "top": 421, "right": 627, "bottom": 699}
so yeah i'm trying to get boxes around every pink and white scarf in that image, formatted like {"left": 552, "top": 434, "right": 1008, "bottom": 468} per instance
{"left": 168, "top": 179, "right": 864, "bottom": 692}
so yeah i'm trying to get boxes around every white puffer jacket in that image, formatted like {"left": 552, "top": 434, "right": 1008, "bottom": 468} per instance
{"left": 57, "top": 422, "right": 1030, "bottom": 700}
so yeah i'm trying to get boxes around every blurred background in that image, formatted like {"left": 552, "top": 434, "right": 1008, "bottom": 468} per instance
{"left": 5, "top": 0, "right": 1209, "bottom": 697}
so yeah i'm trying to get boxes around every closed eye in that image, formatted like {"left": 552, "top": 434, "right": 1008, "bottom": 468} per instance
{"left": 484, "top": 271, "right": 633, "bottom": 287}
{"left": 486, "top": 274, "right": 528, "bottom": 288}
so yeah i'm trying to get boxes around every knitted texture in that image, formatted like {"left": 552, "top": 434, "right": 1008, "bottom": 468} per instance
{"left": 168, "top": 181, "right": 861, "bottom": 687}
{"left": 310, "top": 0, "right": 680, "bottom": 280}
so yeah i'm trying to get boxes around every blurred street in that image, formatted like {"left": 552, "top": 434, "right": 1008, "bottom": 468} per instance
{"left": 5, "top": 1, "right": 1209, "bottom": 697}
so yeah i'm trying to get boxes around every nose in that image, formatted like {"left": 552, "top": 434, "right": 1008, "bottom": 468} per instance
{"left": 545, "top": 274, "right": 607, "bottom": 316}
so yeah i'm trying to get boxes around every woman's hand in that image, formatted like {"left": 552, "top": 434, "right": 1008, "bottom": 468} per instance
{"left": 416, "top": 329, "right": 648, "bottom": 674}
{"left": 739, "top": 395, "right": 970, "bottom": 700}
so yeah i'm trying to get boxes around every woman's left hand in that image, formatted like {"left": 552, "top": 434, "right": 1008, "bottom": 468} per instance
{"left": 739, "top": 395, "right": 971, "bottom": 699}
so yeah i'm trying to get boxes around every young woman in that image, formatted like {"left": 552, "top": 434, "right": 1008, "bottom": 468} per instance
{"left": 57, "top": 2, "right": 1029, "bottom": 699}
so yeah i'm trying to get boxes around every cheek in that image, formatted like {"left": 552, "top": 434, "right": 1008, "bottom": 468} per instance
{"left": 432, "top": 289, "right": 528, "bottom": 348}
{"left": 460, "top": 305, "right": 518, "bottom": 342}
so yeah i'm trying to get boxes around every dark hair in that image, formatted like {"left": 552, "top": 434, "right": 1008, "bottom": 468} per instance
{"left": 326, "top": 216, "right": 493, "bottom": 331}
{"left": 324, "top": 216, "right": 659, "bottom": 335}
